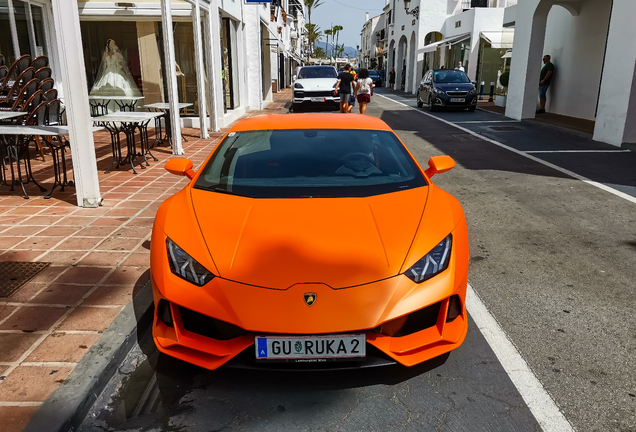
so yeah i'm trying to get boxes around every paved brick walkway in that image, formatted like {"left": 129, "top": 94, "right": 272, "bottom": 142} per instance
{"left": 0, "top": 89, "right": 291, "bottom": 431}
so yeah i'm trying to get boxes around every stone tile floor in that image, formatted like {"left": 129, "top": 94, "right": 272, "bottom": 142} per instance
{"left": 0, "top": 89, "right": 292, "bottom": 431}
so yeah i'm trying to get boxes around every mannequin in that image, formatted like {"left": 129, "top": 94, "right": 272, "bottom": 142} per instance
{"left": 90, "top": 39, "right": 142, "bottom": 97}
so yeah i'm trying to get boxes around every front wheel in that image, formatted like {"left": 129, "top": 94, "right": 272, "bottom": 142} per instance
{"left": 417, "top": 93, "right": 424, "bottom": 108}
{"left": 428, "top": 95, "right": 436, "bottom": 112}
{"left": 468, "top": 106, "right": 476, "bottom": 112}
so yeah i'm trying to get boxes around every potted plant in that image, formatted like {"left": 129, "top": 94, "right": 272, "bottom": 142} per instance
{"left": 496, "top": 71, "right": 509, "bottom": 107}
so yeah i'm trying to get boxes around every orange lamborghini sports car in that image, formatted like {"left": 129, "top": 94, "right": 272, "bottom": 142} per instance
{"left": 150, "top": 114, "right": 469, "bottom": 370}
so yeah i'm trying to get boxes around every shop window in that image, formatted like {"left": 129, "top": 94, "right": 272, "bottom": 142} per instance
{"left": 0, "top": 1, "right": 15, "bottom": 64}
{"left": 80, "top": 20, "right": 199, "bottom": 116}
{"left": 221, "top": 18, "right": 235, "bottom": 112}
{"left": 12, "top": 0, "right": 31, "bottom": 56}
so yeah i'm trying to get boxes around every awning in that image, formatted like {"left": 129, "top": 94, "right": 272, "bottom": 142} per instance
{"left": 417, "top": 32, "right": 471, "bottom": 54}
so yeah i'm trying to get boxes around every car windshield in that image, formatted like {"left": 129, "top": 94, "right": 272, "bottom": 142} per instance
{"left": 368, "top": 70, "right": 379, "bottom": 77}
{"left": 194, "top": 129, "right": 427, "bottom": 198}
{"left": 433, "top": 70, "right": 471, "bottom": 83}
{"left": 298, "top": 67, "right": 337, "bottom": 79}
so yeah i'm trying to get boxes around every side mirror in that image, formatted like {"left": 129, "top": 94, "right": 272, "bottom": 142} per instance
{"left": 471, "top": 81, "right": 477, "bottom": 86}
{"left": 425, "top": 156, "right": 456, "bottom": 178}
{"left": 165, "top": 158, "right": 196, "bottom": 180}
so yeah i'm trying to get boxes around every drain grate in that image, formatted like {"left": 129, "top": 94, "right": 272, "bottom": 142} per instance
{"left": 0, "top": 262, "right": 51, "bottom": 297}
{"left": 489, "top": 126, "right": 522, "bottom": 131}
{"left": 450, "top": 133, "right": 483, "bottom": 142}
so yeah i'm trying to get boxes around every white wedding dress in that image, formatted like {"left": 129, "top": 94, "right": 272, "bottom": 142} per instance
{"left": 90, "top": 39, "right": 142, "bottom": 97}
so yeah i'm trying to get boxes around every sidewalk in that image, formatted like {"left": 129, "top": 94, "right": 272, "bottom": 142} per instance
{"left": 0, "top": 89, "right": 292, "bottom": 431}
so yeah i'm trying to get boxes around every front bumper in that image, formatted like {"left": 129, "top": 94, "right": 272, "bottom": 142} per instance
{"left": 293, "top": 90, "right": 339, "bottom": 105}
{"left": 150, "top": 222, "right": 469, "bottom": 370}
{"left": 432, "top": 93, "right": 478, "bottom": 109}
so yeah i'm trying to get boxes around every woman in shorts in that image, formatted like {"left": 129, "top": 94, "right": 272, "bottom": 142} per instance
{"left": 354, "top": 69, "right": 374, "bottom": 115}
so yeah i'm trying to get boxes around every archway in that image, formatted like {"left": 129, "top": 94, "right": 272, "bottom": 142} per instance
{"left": 506, "top": 0, "right": 586, "bottom": 120}
{"left": 406, "top": 32, "right": 416, "bottom": 93}
{"left": 396, "top": 35, "right": 408, "bottom": 91}
{"left": 387, "top": 39, "right": 396, "bottom": 83}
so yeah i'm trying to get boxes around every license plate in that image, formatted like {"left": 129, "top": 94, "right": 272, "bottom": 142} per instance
{"left": 255, "top": 334, "right": 366, "bottom": 361}
{"left": 450, "top": 98, "right": 465, "bottom": 103}
{"left": 310, "top": 97, "right": 326, "bottom": 102}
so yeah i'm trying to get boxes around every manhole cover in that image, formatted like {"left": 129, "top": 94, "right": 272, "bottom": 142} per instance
{"left": 0, "top": 262, "right": 51, "bottom": 297}
{"left": 489, "top": 126, "right": 522, "bottom": 131}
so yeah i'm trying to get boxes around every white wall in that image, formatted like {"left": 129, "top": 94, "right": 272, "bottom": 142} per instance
{"left": 542, "top": 0, "right": 611, "bottom": 120}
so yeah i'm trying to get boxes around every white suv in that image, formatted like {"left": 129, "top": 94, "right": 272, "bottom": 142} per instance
{"left": 292, "top": 66, "right": 339, "bottom": 111}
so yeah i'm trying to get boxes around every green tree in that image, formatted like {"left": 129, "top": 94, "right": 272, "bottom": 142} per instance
{"left": 305, "top": 0, "right": 324, "bottom": 55}
{"left": 314, "top": 47, "right": 326, "bottom": 59}
{"left": 305, "top": 23, "right": 322, "bottom": 55}
{"left": 333, "top": 25, "right": 343, "bottom": 58}
{"left": 324, "top": 28, "right": 333, "bottom": 58}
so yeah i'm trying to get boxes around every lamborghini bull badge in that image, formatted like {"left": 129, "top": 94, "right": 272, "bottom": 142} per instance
{"left": 303, "top": 292, "right": 317, "bottom": 306}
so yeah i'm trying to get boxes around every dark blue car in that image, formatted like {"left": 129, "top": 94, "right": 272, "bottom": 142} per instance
{"left": 417, "top": 69, "right": 478, "bottom": 112}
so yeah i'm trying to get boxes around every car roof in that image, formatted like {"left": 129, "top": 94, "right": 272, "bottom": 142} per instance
{"left": 301, "top": 65, "right": 336, "bottom": 69}
{"left": 230, "top": 114, "right": 393, "bottom": 132}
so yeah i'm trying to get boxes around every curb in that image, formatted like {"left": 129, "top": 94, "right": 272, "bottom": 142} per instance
{"left": 24, "top": 281, "right": 154, "bottom": 432}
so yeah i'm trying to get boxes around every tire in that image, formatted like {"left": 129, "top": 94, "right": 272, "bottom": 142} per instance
{"left": 468, "top": 106, "right": 476, "bottom": 112}
{"left": 428, "top": 95, "right": 436, "bottom": 112}
{"left": 417, "top": 93, "right": 424, "bottom": 108}
{"left": 292, "top": 103, "right": 302, "bottom": 113}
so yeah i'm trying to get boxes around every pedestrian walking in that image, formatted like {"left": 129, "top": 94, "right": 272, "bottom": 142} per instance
{"left": 389, "top": 67, "right": 396, "bottom": 91}
{"left": 348, "top": 67, "right": 358, "bottom": 113}
{"left": 537, "top": 54, "right": 554, "bottom": 114}
{"left": 354, "top": 68, "right": 374, "bottom": 115}
{"left": 334, "top": 63, "right": 355, "bottom": 113}
{"left": 455, "top": 61, "right": 465, "bottom": 72}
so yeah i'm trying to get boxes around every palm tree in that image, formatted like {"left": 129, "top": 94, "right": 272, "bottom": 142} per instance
{"left": 305, "top": 23, "right": 322, "bottom": 56}
{"left": 333, "top": 25, "right": 344, "bottom": 59}
{"left": 324, "top": 28, "right": 333, "bottom": 58}
{"left": 305, "top": 0, "right": 324, "bottom": 55}
{"left": 314, "top": 47, "right": 326, "bottom": 59}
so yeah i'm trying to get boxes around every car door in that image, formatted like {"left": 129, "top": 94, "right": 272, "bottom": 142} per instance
{"left": 421, "top": 71, "right": 432, "bottom": 101}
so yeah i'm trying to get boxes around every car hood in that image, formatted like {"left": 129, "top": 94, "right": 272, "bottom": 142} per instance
{"left": 190, "top": 187, "right": 428, "bottom": 290}
{"left": 435, "top": 83, "right": 474, "bottom": 91}
{"left": 295, "top": 78, "right": 337, "bottom": 91}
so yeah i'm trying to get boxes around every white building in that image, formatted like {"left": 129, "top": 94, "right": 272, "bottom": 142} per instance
{"left": 505, "top": 0, "right": 636, "bottom": 147}
{"left": 359, "top": 12, "right": 385, "bottom": 70}
{"left": 0, "top": 0, "right": 306, "bottom": 207}
{"left": 381, "top": 0, "right": 515, "bottom": 93}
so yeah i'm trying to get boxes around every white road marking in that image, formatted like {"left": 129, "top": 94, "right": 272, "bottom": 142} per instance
{"left": 377, "top": 94, "right": 636, "bottom": 205}
{"left": 525, "top": 149, "right": 630, "bottom": 153}
{"left": 466, "top": 285, "right": 574, "bottom": 432}
{"left": 454, "top": 120, "right": 521, "bottom": 124}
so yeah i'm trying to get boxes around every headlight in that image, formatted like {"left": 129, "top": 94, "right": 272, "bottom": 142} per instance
{"left": 332, "top": 82, "right": 337, "bottom": 88}
{"left": 294, "top": 83, "right": 304, "bottom": 89}
{"left": 405, "top": 235, "right": 452, "bottom": 283}
{"left": 468, "top": 88, "right": 477, "bottom": 95}
{"left": 166, "top": 238, "right": 215, "bottom": 286}
{"left": 433, "top": 88, "right": 446, "bottom": 95}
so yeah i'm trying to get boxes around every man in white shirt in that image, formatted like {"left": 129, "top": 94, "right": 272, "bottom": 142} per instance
{"left": 455, "top": 61, "right": 465, "bottom": 72}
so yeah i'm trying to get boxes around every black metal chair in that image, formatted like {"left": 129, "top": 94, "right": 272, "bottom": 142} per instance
{"left": 42, "top": 99, "right": 73, "bottom": 198}
{"left": 2, "top": 101, "right": 48, "bottom": 197}
{"left": 0, "top": 79, "right": 40, "bottom": 113}
{"left": 43, "top": 88, "right": 57, "bottom": 102}
{"left": 30, "top": 55, "right": 48, "bottom": 72}
{"left": 34, "top": 67, "right": 52, "bottom": 81}
{"left": 38, "top": 78, "right": 54, "bottom": 93}
{"left": 0, "top": 55, "right": 30, "bottom": 92}
{"left": 0, "top": 67, "right": 35, "bottom": 102}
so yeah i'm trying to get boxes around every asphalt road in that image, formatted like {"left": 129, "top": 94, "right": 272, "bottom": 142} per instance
{"left": 80, "top": 91, "right": 636, "bottom": 432}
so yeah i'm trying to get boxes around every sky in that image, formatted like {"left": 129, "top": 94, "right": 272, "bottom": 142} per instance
{"left": 307, "top": 0, "right": 387, "bottom": 49}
